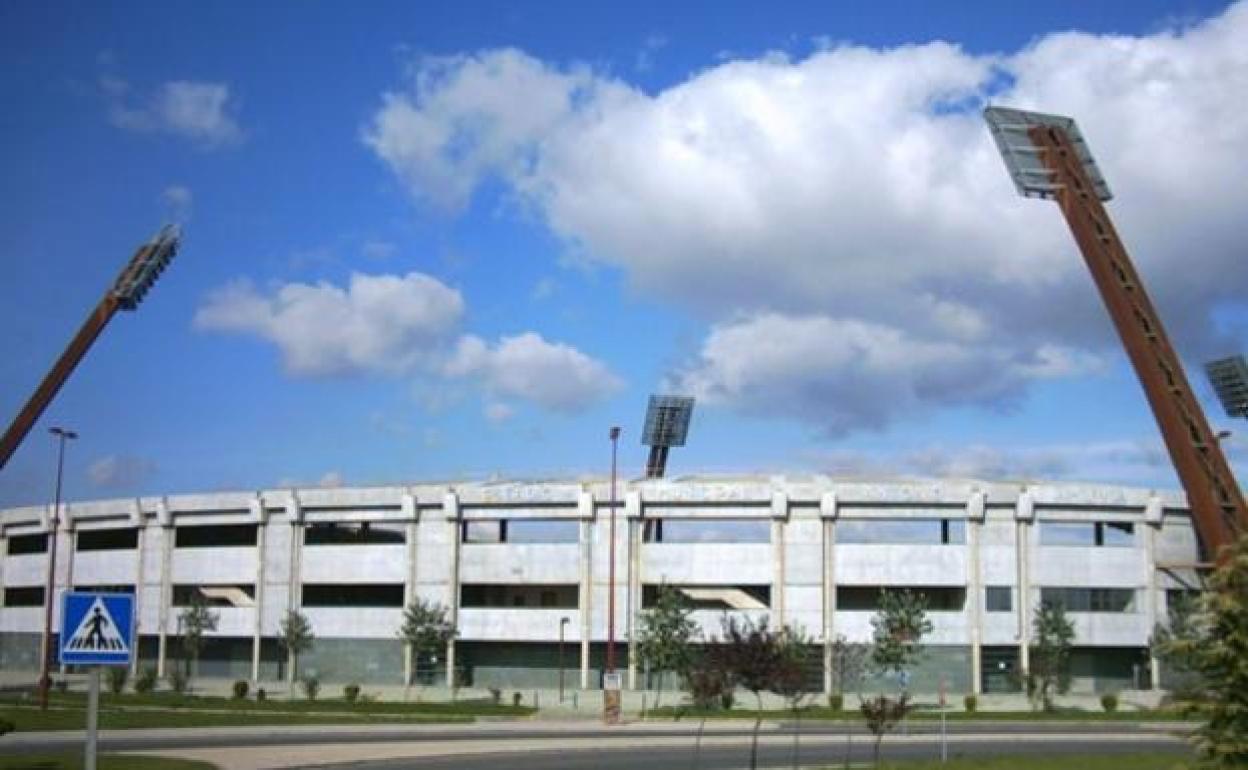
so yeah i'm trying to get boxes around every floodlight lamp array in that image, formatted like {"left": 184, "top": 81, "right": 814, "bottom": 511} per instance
{"left": 112, "top": 225, "right": 181, "bottom": 310}
{"left": 642, "top": 395, "right": 695, "bottom": 448}
{"left": 1205, "top": 355, "right": 1248, "bottom": 420}
{"left": 983, "top": 106, "right": 1112, "bottom": 202}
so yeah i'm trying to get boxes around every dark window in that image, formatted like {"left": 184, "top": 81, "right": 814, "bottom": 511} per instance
{"left": 175, "top": 524, "right": 258, "bottom": 548}
{"left": 1040, "top": 521, "right": 1135, "bottom": 547}
{"left": 838, "top": 519, "right": 966, "bottom": 545}
{"left": 305, "top": 522, "right": 405, "bottom": 546}
{"left": 641, "top": 584, "right": 770, "bottom": 610}
{"left": 644, "top": 519, "right": 771, "bottom": 544}
{"left": 301, "top": 583, "right": 404, "bottom": 608}
{"left": 837, "top": 586, "right": 966, "bottom": 612}
{"left": 461, "top": 519, "right": 579, "bottom": 544}
{"left": 460, "top": 584, "right": 579, "bottom": 609}
{"left": 7, "top": 533, "right": 48, "bottom": 555}
{"left": 1040, "top": 587, "right": 1134, "bottom": 613}
{"left": 74, "top": 584, "right": 135, "bottom": 594}
{"left": 76, "top": 528, "right": 139, "bottom": 551}
{"left": 4, "top": 586, "right": 45, "bottom": 606}
{"left": 172, "top": 584, "right": 255, "bottom": 607}
{"left": 985, "top": 586, "right": 1013, "bottom": 612}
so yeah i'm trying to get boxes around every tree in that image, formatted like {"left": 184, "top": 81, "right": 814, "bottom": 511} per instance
{"left": 1030, "top": 599, "right": 1074, "bottom": 712}
{"left": 870, "top": 589, "right": 933, "bottom": 690}
{"left": 828, "top": 634, "right": 870, "bottom": 701}
{"left": 178, "top": 593, "right": 219, "bottom": 688}
{"left": 772, "top": 625, "right": 814, "bottom": 770}
{"left": 1154, "top": 533, "right": 1248, "bottom": 768}
{"left": 862, "top": 589, "right": 931, "bottom": 767}
{"left": 278, "top": 609, "right": 315, "bottom": 689}
{"left": 717, "top": 616, "right": 801, "bottom": 770}
{"left": 398, "top": 598, "right": 456, "bottom": 691}
{"left": 636, "top": 583, "right": 699, "bottom": 709}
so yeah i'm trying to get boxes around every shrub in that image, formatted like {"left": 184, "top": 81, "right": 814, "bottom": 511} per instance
{"left": 512, "top": 692, "right": 522, "bottom": 707}
{"left": 134, "top": 667, "right": 157, "bottom": 694}
{"left": 343, "top": 683, "right": 361, "bottom": 703}
{"left": 301, "top": 676, "right": 320, "bottom": 701}
{"left": 488, "top": 687, "right": 501, "bottom": 705}
{"left": 827, "top": 693, "right": 844, "bottom": 712}
{"left": 963, "top": 694, "right": 978, "bottom": 713}
{"left": 0, "top": 717, "right": 14, "bottom": 737}
{"left": 1101, "top": 692, "right": 1119, "bottom": 713}
{"left": 232, "top": 680, "right": 249, "bottom": 699}
{"left": 719, "top": 690, "right": 734, "bottom": 710}
{"left": 105, "top": 667, "right": 128, "bottom": 695}
{"left": 53, "top": 679, "right": 69, "bottom": 693}
{"left": 256, "top": 687, "right": 267, "bottom": 702}
{"left": 167, "top": 669, "right": 188, "bottom": 694}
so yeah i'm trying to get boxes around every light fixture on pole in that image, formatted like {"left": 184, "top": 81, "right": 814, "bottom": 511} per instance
{"left": 603, "top": 426, "right": 622, "bottom": 724}
{"left": 38, "top": 426, "right": 76, "bottom": 710}
{"left": 641, "top": 395, "right": 695, "bottom": 479}
{"left": 1205, "top": 355, "right": 1248, "bottom": 420}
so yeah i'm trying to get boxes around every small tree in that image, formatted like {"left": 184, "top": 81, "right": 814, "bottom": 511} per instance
{"left": 1030, "top": 599, "right": 1074, "bottom": 712}
{"left": 178, "top": 592, "right": 219, "bottom": 688}
{"left": 718, "top": 616, "right": 789, "bottom": 770}
{"left": 278, "top": 609, "right": 315, "bottom": 689}
{"left": 636, "top": 583, "right": 699, "bottom": 709}
{"left": 870, "top": 589, "right": 933, "bottom": 691}
{"left": 1154, "top": 533, "right": 1248, "bottom": 768}
{"left": 773, "top": 625, "right": 814, "bottom": 770}
{"left": 862, "top": 589, "right": 931, "bottom": 767}
{"left": 828, "top": 634, "right": 870, "bottom": 701}
{"left": 398, "top": 598, "right": 456, "bottom": 693}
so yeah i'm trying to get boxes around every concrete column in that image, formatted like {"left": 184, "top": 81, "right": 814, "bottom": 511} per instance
{"left": 155, "top": 498, "right": 173, "bottom": 678}
{"left": 1144, "top": 495, "right": 1163, "bottom": 690}
{"left": 771, "top": 491, "right": 788, "bottom": 625}
{"left": 131, "top": 499, "right": 146, "bottom": 677}
{"left": 967, "top": 491, "right": 986, "bottom": 695}
{"left": 403, "top": 492, "right": 419, "bottom": 687}
{"left": 578, "top": 492, "right": 593, "bottom": 690}
{"left": 444, "top": 492, "right": 461, "bottom": 689}
{"left": 1015, "top": 490, "right": 1034, "bottom": 674}
{"left": 625, "top": 491, "right": 642, "bottom": 691}
{"left": 250, "top": 496, "right": 266, "bottom": 684}
{"left": 820, "top": 491, "right": 837, "bottom": 695}
{"left": 285, "top": 492, "right": 303, "bottom": 611}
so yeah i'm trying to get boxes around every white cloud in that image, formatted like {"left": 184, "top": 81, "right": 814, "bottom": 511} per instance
{"left": 162, "top": 185, "right": 193, "bottom": 222}
{"left": 87, "top": 455, "right": 155, "bottom": 489}
{"left": 193, "top": 272, "right": 465, "bottom": 376}
{"left": 366, "top": 5, "right": 1248, "bottom": 435}
{"left": 107, "top": 79, "right": 243, "bottom": 147}
{"left": 446, "top": 332, "right": 624, "bottom": 412}
{"left": 484, "top": 402, "right": 515, "bottom": 423}
{"left": 670, "top": 313, "right": 1099, "bottom": 435}
{"left": 318, "top": 471, "right": 344, "bottom": 488}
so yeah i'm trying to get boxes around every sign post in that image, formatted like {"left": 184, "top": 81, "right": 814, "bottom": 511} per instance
{"left": 59, "top": 592, "right": 135, "bottom": 770}
{"left": 938, "top": 675, "right": 948, "bottom": 764}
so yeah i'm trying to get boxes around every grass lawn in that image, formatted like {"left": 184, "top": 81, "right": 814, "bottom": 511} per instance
{"left": 17, "top": 690, "right": 533, "bottom": 717}
{"left": 867, "top": 753, "right": 1190, "bottom": 769}
{"left": 0, "top": 705, "right": 472, "bottom": 732}
{"left": 0, "top": 755, "right": 216, "bottom": 770}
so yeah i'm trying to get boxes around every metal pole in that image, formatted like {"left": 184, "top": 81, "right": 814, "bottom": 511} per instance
{"left": 38, "top": 427, "right": 75, "bottom": 710}
{"left": 559, "top": 617, "right": 568, "bottom": 703}
{"left": 607, "top": 427, "right": 620, "bottom": 675}
{"left": 85, "top": 667, "right": 100, "bottom": 770}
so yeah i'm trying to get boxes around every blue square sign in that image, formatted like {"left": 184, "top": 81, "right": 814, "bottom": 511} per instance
{"left": 59, "top": 592, "right": 135, "bottom": 666}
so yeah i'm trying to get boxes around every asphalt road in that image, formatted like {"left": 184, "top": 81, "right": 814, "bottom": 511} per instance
{"left": 298, "top": 735, "right": 1190, "bottom": 770}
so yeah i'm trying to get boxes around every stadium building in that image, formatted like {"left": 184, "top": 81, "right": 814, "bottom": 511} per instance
{"left": 0, "top": 476, "right": 1203, "bottom": 695}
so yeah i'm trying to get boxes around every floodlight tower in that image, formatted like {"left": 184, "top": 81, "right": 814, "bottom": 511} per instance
{"left": 1205, "top": 355, "right": 1248, "bottom": 420}
{"left": 641, "top": 395, "right": 695, "bottom": 479}
{"left": 0, "top": 226, "right": 180, "bottom": 470}
{"left": 985, "top": 107, "right": 1246, "bottom": 561}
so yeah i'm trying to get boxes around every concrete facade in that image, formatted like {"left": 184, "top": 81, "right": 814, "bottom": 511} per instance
{"left": 0, "top": 476, "right": 1202, "bottom": 695}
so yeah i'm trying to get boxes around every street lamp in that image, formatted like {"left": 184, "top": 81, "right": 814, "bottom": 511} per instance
{"left": 38, "top": 426, "right": 76, "bottom": 710}
{"left": 607, "top": 426, "right": 621, "bottom": 677}
{"left": 558, "top": 616, "right": 570, "bottom": 703}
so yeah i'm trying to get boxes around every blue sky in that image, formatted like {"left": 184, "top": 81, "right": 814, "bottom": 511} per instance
{"left": 1, "top": 0, "right": 1245, "bottom": 506}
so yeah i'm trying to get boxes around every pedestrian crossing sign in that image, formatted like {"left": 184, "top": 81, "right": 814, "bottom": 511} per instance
{"left": 59, "top": 592, "right": 134, "bottom": 666}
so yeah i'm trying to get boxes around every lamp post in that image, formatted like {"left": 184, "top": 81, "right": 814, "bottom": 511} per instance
{"left": 38, "top": 426, "right": 76, "bottom": 710}
{"left": 558, "top": 616, "right": 570, "bottom": 703}
{"left": 607, "top": 427, "right": 621, "bottom": 677}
